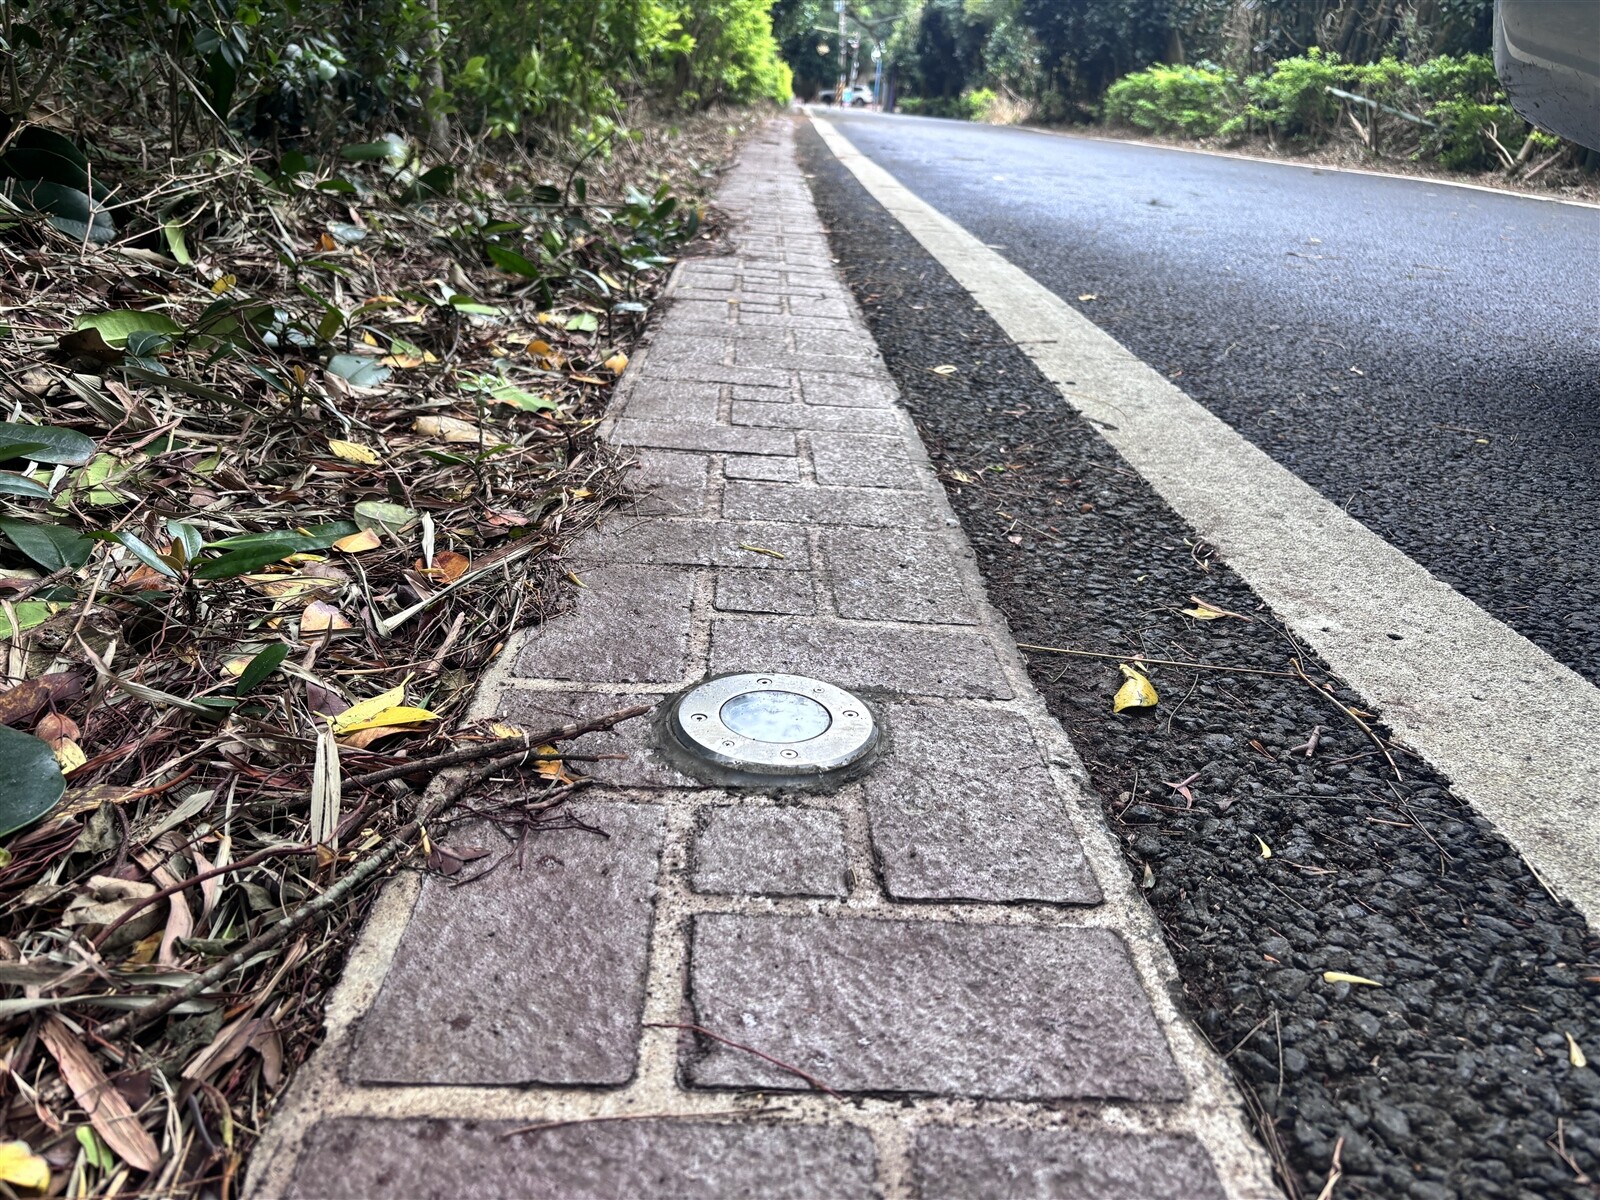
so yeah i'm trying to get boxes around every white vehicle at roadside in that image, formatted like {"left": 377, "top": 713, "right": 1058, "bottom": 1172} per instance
{"left": 1494, "top": 0, "right": 1600, "bottom": 150}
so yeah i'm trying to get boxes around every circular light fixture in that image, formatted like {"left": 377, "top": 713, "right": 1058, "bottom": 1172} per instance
{"left": 662, "top": 673, "right": 878, "bottom": 786}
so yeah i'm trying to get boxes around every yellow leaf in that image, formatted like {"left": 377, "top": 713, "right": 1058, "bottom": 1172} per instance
{"left": 301, "top": 600, "right": 353, "bottom": 633}
{"left": 931, "top": 364, "right": 958, "bottom": 375}
{"left": 382, "top": 353, "right": 428, "bottom": 368}
{"left": 413, "top": 415, "right": 483, "bottom": 443}
{"left": 1112, "top": 664, "right": 1158, "bottom": 713}
{"left": 534, "top": 742, "right": 576, "bottom": 784}
{"left": 527, "top": 339, "right": 554, "bottom": 357}
{"left": 332, "top": 529, "right": 382, "bottom": 553}
{"left": 361, "top": 331, "right": 378, "bottom": 347}
{"left": 221, "top": 655, "right": 252, "bottom": 678}
{"left": 328, "top": 439, "right": 381, "bottom": 465}
{"left": 1322, "top": 971, "right": 1382, "bottom": 987}
{"left": 53, "top": 739, "right": 86, "bottom": 773}
{"left": 604, "top": 352, "right": 629, "bottom": 374}
{"left": 0, "top": 1140, "right": 50, "bottom": 1190}
{"left": 1255, "top": 835, "right": 1273, "bottom": 859}
{"left": 329, "top": 684, "right": 406, "bottom": 734}
{"left": 335, "top": 705, "right": 439, "bottom": 735}
{"left": 489, "top": 722, "right": 525, "bottom": 739}
{"left": 211, "top": 274, "right": 237, "bottom": 295}
{"left": 571, "top": 373, "right": 606, "bottom": 384}
{"left": 1568, "top": 1031, "right": 1588, "bottom": 1069}
{"left": 1182, "top": 595, "right": 1251, "bottom": 622}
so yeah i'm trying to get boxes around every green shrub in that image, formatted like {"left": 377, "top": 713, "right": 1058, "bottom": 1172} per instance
{"left": 962, "top": 87, "right": 999, "bottom": 122}
{"left": 1103, "top": 64, "right": 1236, "bottom": 137}
{"left": 1243, "top": 48, "right": 1345, "bottom": 138}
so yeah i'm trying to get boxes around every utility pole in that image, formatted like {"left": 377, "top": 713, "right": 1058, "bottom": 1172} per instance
{"left": 836, "top": 0, "right": 847, "bottom": 105}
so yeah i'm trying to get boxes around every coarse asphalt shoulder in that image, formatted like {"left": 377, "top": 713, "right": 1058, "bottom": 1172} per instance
{"left": 797, "top": 115, "right": 1600, "bottom": 1200}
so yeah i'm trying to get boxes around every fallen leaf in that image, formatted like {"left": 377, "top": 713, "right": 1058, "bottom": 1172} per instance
{"left": 210, "top": 274, "right": 237, "bottom": 295}
{"left": 604, "top": 351, "right": 628, "bottom": 374}
{"left": 0, "top": 1140, "right": 50, "bottom": 1190}
{"left": 930, "top": 364, "right": 958, "bottom": 375}
{"left": 38, "top": 1017, "right": 160, "bottom": 1172}
{"left": 327, "top": 684, "right": 405, "bottom": 734}
{"left": 1322, "top": 971, "right": 1382, "bottom": 987}
{"left": 1181, "top": 595, "right": 1252, "bottom": 622}
{"left": 534, "top": 743, "right": 576, "bottom": 785}
{"left": 301, "top": 600, "right": 353, "bottom": 634}
{"left": 0, "top": 673, "right": 85, "bottom": 728}
{"left": 332, "top": 529, "right": 382, "bottom": 553}
{"left": 51, "top": 739, "right": 86, "bottom": 773}
{"left": 413, "top": 550, "right": 470, "bottom": 583}
{"left": 353, "top": 499, "right": 418, "bottom": 537}
{"left": 335, "top": 705, "right": 438, "bottom": 735}
{"left": 490, "top": 722, "right": 526, "bottom": 739}
{"left": 1112, "top": 664, "right": 1158, "bottom": 713}
{"left": 1078, "top": 293, "right": 1098, "bottom": 301}
{"left": 737, "top": 543, "right": 787, "bottom": 561}
{"left": 1255, "top": 834, "right": 1273, "bottom": 859}
{"left": 1568, "top": 1031, "right": 1588, "bottom": 1069}
{"left": 327, "top": 439, "right": 381, "bottom": 465}
{"left": 426, "top": 842, "right": 490, "bottom": 875}
{"left": 413, "top": 414, "right": 482, "bottom": 443}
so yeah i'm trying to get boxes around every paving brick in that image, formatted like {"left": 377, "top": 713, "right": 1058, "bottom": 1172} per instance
{"left": 288, "top": 1117, "right": 878, "bottom": 1200}
{"left": 644, "top": 360, "right": 792, "bottom": 388}
{"left": 730, "top": 382, "right": 795, "bottom": 402}
{"left": 673, "top": 268, "right": 737, "bottom": 291}
{"left": 865, "top": 705, "right": 1100, "bottom": 904}
{"left": 733, "top": 344, "right": 885, "bottom": 379}
{"left": 911, "top": 1128, "right": 1227, "bottom": 1200}
{"left": 809, "top": 433, "right": 917, "bottom": 489}
{"left": 737, "top": 310, "right": 856, "bottom": 332}
{"left": 686, "top": 915, "right": 1186, "bottom": 1100}
{"left": 722, "top": 480, "right": 937, "bottom": 529}
{"left": 724, "top": 453, "right": 798, "bottom": 483}
{"left": 787, "top": 297, "right": 852, "bottom": 320}
{"left": 732, "top": 401, "right": 901, "bottom": 436}
{"left": 612, "top": 419, "right": 795, "bottom": 457}
{"left": 512, "top": 565, "right": 694, "bottom": 684}
{"left": 792, "top": 328, "right": 877, "bottom": 358}
{"left": 620, "top": 379, "right": 722, "bottom": 425}
{"left": 710, "top": 617, "right": 1011, "bottom": 699}
{"left": 347, "top": 803, "right": 664, "bottom": 1085}
{"left": 691, "top": 806, "right": 848, "bottom": 898}
{"left": 802, "top": 374, "right": 899, "bottom": 409}
{"left": 714, "top": 570, "right": 816, "bottom": 615}
{"left": 626, "top": 450, "right": 709, "bottom": 517}
{"left": 823, "top": 529, "right": 976, "bottom": 624}
{"left": 641, "top": 336, "right": 733, "bottom": 365}
{"left": 496, "top": 690, "right": 695, "bottom": 788}
{"left": 579, "top": 519, "right": 809, "bottom": 571}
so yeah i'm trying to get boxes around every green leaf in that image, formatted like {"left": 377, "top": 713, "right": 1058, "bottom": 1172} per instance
{"left": 236, "top": 644, "right": 289, "bottom": 696}
{"left": 0, "top": 725, "right": 65, "bottom": 836}
{"left": 339, "top": 136, "right": 406, "bottom": 164}
{"left": 482, "top": 380, "right": 556, "bottom": 412}
{"left": 565, "top": 312, "right": 599, "bottom": 332}
{"left": 76, "top": 1127, "right": 114, "bottom": 1173}
{"left": 163, "top": 218, "right": 193, "bottom": 265}
{"left": 0, "top": 422, "right": 94, "bottom": 466}
{"left": 448, "top": 295, "right": 502, "bottom": 317}
{"left": 0, "top": 519, "right": 93, "bottom": 571}
{"left": 0, "top": 473, "right": 52, "bottom": 500}
{"left": 485, "top": 244, "right": 541, "bottom": 279}
{"left": 166, "top": 520, "right": 203, "bottom": 564}
{"left": 326, "top": 354, "right": 391, "bottom": 388}
{"left": 196, "top": 521, "right": 359, "bottom": 579}
{"left": 9, "top": 181, "right": 115, "bottom": 243}
{"left": 72, "top": 310, "right": 183, "bottom": 350}
{"left": 0, "top": 601, "right": 62, "bottom": 638}
{"left": 107, "top": 530, "right": 178, "bottom": 577}
{"left": 354, "top": 500, "right": 418, "bottom": 536}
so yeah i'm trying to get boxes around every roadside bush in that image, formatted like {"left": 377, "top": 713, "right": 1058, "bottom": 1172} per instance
{"left": 962, "top": 87, "right": 999, "bottom": 121}
{"left": 1242, "top": 48, "right": 1345, "bottom": 138}
{"left": 1103, "top": 64, "right": 1235, "bottom": 138}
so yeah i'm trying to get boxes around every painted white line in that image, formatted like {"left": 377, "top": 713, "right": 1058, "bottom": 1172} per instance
{"left": 812, "top": 106, "right": 1600, "bottom": 210}
{"left": 812, "top": 112, "right": 1600, "bottom": 924}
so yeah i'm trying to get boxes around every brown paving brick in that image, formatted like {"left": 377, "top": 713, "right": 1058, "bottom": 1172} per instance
{"left": 346, "top": 803, "right": 664, "bottom": 1085}
{"left": 288, "top": 1117, "right": 879, "bottom": 1200}
{"left": 512, "top": 565, "right": 694, "bottom": 684}
{"left": 822, "top": 529, "right": 976, "bottom": 624}
{"left": 691, "top": 806, "right": 848, "bottom": 898}
{"left": 686, "top": 915, "right": 1186, "bottom": 1100}
{"left": 710, "top": 617, "right": 1011, "bottom": 699}
{"left": 864, "top": 705, "right": 1100, "bottom": 904}
{"left": 911, "top": 1128, "right": 1227, "bottom": 1200}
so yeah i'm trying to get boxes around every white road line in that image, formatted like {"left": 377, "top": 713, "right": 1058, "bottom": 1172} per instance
{"left": 812, "top": 113, "right": 1600, "bottom": 925}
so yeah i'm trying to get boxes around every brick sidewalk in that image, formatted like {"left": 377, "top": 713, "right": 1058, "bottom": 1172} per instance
{"left": 248, "top": 118, "right": 1279, "bottom": 1200}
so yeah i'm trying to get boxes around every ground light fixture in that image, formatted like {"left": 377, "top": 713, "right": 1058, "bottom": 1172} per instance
{"left": 661, "top": 672, "right": 879, "bottom": 787}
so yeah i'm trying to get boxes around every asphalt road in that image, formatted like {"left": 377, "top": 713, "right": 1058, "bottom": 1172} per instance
{"left": 816, "top": 110, "right": 1600, "bottom": 685}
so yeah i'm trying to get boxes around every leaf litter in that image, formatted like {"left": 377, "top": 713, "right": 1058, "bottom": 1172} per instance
{"left": 0, "top": 105, "right": 753, "bottom": 1194}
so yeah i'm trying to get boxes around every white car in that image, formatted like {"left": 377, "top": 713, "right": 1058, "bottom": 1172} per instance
{"left": 1495, "top": 0, "right": 1600, "bottom": 149}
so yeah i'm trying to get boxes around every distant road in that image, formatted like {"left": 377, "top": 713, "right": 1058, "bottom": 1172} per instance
{"left": 818, "top": 109, "right": 1600, "bottom": 685}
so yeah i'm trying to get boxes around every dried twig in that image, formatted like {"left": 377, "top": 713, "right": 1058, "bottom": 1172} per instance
{"left": 645, "top": 1022, "right": 842, "bottom": 1099}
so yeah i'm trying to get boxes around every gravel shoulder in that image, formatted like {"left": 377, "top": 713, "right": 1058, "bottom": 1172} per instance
{"left": 797, "top": 118, "right": 1600, "bottom": 1200}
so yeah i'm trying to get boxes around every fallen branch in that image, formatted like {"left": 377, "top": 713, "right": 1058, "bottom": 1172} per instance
{"left": 1290, "top": 659, "right": 1401, "bottom": 781}
{"left": 645, "top": 1022, "right": 842, "bottom": 1099}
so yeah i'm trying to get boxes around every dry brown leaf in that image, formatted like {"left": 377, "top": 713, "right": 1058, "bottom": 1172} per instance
{"left": 604, "top": 351, "right": 628, "bottom": 374}
{"left": 332, "top": 528, "right": 382, "bottom": 553}
{"left": 38, "top": 1017, "right": 160, "bottom": 1172}
{"left": 413, "top": 414, "right": 482, "bottom": 443}
{"left": 300, "top": 600, "right": 353, "bottom": 634}
{"left": 414, "top": 550, "right": 470, "bottom": 583}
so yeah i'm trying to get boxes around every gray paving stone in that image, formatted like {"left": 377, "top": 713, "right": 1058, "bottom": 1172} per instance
{"left": 823, "top": 529, "right": 976, "bottom": 624}
{"left": 787, "top": 297, "right": 852, "bottom": 320}
{"left": 722, "top": 481, "right": 937, "bottom": 529}
{"left": 724, "top": 453, "right": 798, "bottom": 483}
{"left": 288, "top": 1117, "right": 879, "bottom": 1200}
{"left": 347, "top": 803, "right": 664, "bottom": 1085}
{"left": 626, "top": 450, "right": 709, "bottom": 517}
{"left": 692, "top": 806, "right": 848, "bottom": 898}
{"left": 714, "top": 570, "right": 816, "bottom": 615}
{"left": 730, "top": 382, "right": 795, "bottom": 402}
{"left": 621, "top": 378, "right": 722, "bottom": 425}
{"left": 792, "top": 328, "right": 877, "bottom": 358}
{"left": 911, "top": 1128, "right": 1227, "bottom": 1200}
{"left": 641, "top": 336, "right": 734, "bottom": 365}
{"left": 733, "top": 345, "right": 884, "bottom": 378}
{"left": 864, "top": 705, "right": 1100, "bottom": 904}
{"left": 686, "top": 915, "right": 1186, "bottom": 1100}
{"left": 644, "top": 360, "right": 791, "bottom": 388}
{"left": 496, "top": 689, "right": 695, "bottom": 787}
{"left": 579, "top": 519, "right": 809, "bottom": 570}
{"left": 809, "top": 432, "right": 917, "bottom": 489}
{"left": 737, "top": 309, "right": 857, "bottom": 332}
{"left": 512, "top": 565, "right": 694, "bottom": 684}
{"left": 612, "top": 419, "right": 795, "bottom": 457}
{"left": 710, "top": 617, "right": 1012, "bottom": 699}
{"left": 732, "top": 400, "right": 902, "bottom": 436}
{"left": 802, "top": 374, "right": 899, "bottom": 409}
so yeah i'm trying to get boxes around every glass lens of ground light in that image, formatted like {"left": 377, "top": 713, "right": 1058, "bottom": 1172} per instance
{"left": 719, "top": 690, "right": 832, "bottom": 743}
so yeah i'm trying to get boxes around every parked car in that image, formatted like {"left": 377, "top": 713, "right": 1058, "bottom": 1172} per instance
{"left": 1494, "top": 0, "right": 1600, "bottom": 150}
